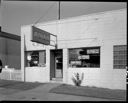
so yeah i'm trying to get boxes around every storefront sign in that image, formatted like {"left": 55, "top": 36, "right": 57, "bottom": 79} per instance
{"left": 87, "top": 49, "right": 99, "bottom": 54}
{"left": 31, "top": 26, "right": 50, "bottom": 45}
{"left": 71, "top": 61, "right": 81, "bottom": 65}
{"left": 78, "top": 55, "right": 90, "bottom": 60}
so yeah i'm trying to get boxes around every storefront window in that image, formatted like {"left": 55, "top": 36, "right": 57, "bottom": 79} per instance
{"left": 69, "top": 47, "right": 100, "bottom": 68}
{"left": 26, "top": 51, "right": 46, "bottom": 67}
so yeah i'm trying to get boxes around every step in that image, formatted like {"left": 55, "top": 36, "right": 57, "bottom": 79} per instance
{"left": 52, "top": 78, "right": 62, "bottom": 81}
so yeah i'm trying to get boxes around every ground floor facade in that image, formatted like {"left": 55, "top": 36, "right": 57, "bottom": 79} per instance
{"left": 22, "top": 45, "right": 126, "bottom": 90}
{"left": 21, "top": 9, "right": 127, "bottom": 90}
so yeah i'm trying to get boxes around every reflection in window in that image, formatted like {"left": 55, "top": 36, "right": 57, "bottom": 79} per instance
{"left": 26, "top": 51, "right": 46, "bottom": 67}
{"left": 69, "top": 47, "right": 100, "bottom": 68}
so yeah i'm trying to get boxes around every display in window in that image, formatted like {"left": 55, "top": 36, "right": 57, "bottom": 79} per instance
{"left": 87, "top": 49, "right": 99, "bottom": 54}
{"left": 26, "top": 51, "right": 46, "bottom": 67}
{"left": 70, "top": 61, "right": 82, "bottom": 67}
{"left": 78, "top": 55, "right": 90, "bottom": 60}
{"left": 69, "top": 47, "right": 100, "bottom": 68}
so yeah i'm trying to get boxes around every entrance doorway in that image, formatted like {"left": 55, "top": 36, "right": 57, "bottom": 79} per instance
{"left": 50, "top": 49, "right": 63, "bottom": 80}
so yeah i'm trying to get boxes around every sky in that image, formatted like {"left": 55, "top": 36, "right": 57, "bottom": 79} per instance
{"left": 1, "top": 1, "right": 127, "bottom": 36}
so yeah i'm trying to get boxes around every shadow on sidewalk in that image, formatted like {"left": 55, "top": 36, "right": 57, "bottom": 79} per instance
{"left": 49, "top": 84, "right": 126, "bottom": 101}
{"left": 0, "top": 79, "right": 45, "bottom": 95}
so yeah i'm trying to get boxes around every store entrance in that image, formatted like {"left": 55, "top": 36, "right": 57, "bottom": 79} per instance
{"left": 50, "top": 49, "right": 63, "bottom": 81}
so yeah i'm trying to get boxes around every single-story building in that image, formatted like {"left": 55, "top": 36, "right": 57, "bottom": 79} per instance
{"left": 0, "top": 31, "right": 21, "bottom": 80}
{"left": 21, "top": 9, "right": 127, "bottom": 90}
{"left": 0, "top": 31, "right": 21, "bottom": 70}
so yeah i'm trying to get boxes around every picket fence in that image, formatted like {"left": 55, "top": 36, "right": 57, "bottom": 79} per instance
{"left": 0, "top": 68, "right": 22, "bottom": 81}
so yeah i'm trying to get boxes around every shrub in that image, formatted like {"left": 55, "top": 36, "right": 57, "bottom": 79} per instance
{"left": 72, "top": 72, "right": 84, "bottom": 86}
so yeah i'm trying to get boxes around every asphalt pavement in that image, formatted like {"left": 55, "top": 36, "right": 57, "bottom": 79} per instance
{"left": 0, "top": 80, "right": 124, "bottom": 101}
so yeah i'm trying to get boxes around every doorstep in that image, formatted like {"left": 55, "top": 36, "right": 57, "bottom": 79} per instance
{"left": 50, "top": 78, "right": 63, "bottom": 83}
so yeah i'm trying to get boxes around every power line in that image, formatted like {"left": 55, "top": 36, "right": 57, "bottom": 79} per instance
{"left": 33, "top": 2, "right": 56, "bottom": 26}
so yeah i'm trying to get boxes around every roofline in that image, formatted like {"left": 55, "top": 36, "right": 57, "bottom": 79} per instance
{"left": 0, "top": 31, "right": 21, "bottom": 41}
{"left": 21, "top": 8, "right": 126, "bottom": 28}
{"left": 36, "top": 8, "right": 127, "bottom": 26}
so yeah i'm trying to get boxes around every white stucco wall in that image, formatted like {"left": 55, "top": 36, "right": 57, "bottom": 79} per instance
{"left": 21, "top": 25, "right": 52, "bottom": 82}
{"left": 25, "top": 67, "right": 48, "bottom": 82}
{"left": 21, "top": 9, "right": 127, "bottom": 89}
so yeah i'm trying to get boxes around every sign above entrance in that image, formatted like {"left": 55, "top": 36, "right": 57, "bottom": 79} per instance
{"left": 31, "top": 26, "right": 50, "bottom": 45}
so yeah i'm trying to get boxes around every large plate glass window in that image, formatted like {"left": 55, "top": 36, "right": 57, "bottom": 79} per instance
{"left": 69, "top": 47, "right": 100, "bottom": 68}
{"left": 25, "top": 50, "right": 46, "bottom": 67}
{"left": 113, "top": 45, "right": 127, "bottom": 69}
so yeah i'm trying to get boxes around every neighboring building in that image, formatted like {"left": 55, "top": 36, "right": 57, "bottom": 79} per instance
{"left": 21, "top": 9, "right": 127, "bottom": 90}
{"left": 0, "top": 31, "right": 21, "bottom": 70}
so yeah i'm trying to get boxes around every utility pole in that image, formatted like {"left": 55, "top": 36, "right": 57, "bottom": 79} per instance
{"left": 56, "top": 1, "right": 60, "bottom": 49}
{"left": 58, "top": 1, "right": 60, "bottom": 20}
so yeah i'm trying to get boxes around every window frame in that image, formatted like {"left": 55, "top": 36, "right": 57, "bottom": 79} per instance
{"left": 25, "top": 50, "right": 46, "bottom": 67}
{"left": 68, "top": 46, "right": 100, "bottom": 68}
{"left": 113, "top": 45, "right": 127, "bottom": 69}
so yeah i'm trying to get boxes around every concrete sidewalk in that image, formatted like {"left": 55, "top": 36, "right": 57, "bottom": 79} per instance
{"left": 1, "top": 82, "right": 122, "bottom": 101}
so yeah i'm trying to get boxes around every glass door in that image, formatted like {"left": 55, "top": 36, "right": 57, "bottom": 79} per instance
{"left": 55, "top": 54, "right": 63, "bottom": 78}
